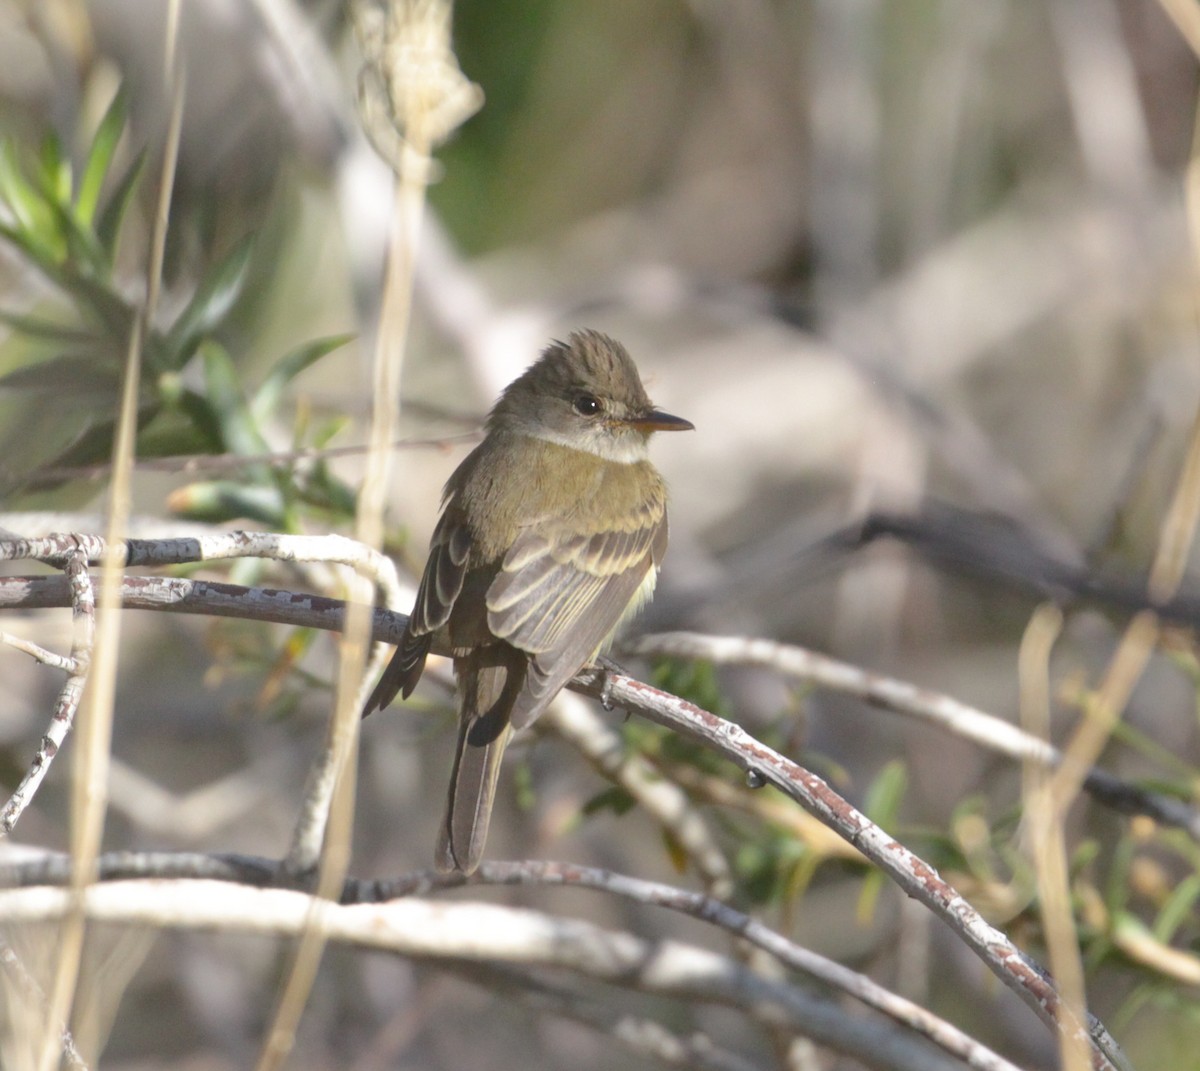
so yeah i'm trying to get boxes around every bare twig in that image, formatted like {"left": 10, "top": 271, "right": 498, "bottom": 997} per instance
{"left": 0, "top": 529, "right": 404, "bottom": 611}
{"left": 540, "top": 695, "right": 734, "bottom": 898}
{"left": 0, "top": 878, "right": 971, "bottom": 1071}
{"left": 1, "top": 550, "right": 95, "bottom": 835}
{"left": 567, "top": 668, "right": 1128, "bottom": 1071}
{"left": 1156, "top": 0, "right": 1200, "bottom": 59}
{"left": 363, "top": 859, "right": 1025, "bottom": 1071}
{"left": 0, "top": 632, "right": 78, "bottom": 672}
{"left": 448, "top": 960, "right": 764, "bottom": 1071}
{"left": 0, "top": 572, "right": 400, "bottom": 638}
{"left": 625, "top": 630, "right": 1200, "bottom": 841}
{"left": 0, "top": 933, "right": 88, "bottom": 1070}
{"left": 16, "top": 428, "right": 481, "bottom": 485}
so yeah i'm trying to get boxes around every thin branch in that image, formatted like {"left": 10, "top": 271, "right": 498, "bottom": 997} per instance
{"left": 567, "top": 668, "right": 1128, "bottom": 1071}
{"left": 361, "top": 859, "right": 1025, "bottom": 1071}
{"left": 0, "top": 567, "right": 1130, "bottom": 1067}
{"left": 1, "top": 550, "right": 95, "bottom": 836}
{"left": 19, "top": 430, "right": 481, "bottom": 485}
{"left": 0, "top": 632, "right": 78, "bottom": 672}
{"left": 539, "top": 695, "right": 734, "bottom": 898}
{"left": 0, "top": 530, "right": 404, "bottom": 612}
{"left": 0, "top": 878, "right": 972, "bottom": 1071}
{"left": 625, "top": 630, "right": 1200, "bottom": 841}
{"left": 0, "top": 572, "right": 400, "bottom": 637}
{"left": 449, "top": 960, "right": 764, "bottom": 1071}
{"left": 0, "top": 933, "right": 88, "bottom": 1070}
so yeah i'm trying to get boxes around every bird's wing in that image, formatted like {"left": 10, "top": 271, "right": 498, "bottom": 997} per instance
{"left": 408, "top": 510, "right": 473, "bottom": 638}
{"left": 363, "top": 509, "right": 472, "bottom": 714}
{"left": 486, "top": 509, "right": 668, "bottom": 729}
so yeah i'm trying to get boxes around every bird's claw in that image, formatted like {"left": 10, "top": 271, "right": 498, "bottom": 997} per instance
{"left": 594, "top": 655, "right": 624, "bottom": 711}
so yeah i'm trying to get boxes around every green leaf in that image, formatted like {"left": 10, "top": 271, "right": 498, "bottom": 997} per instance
{"left": 650, "top": 657, "right": 732, "bottom": 718}
{"left": 201, "top": 341, "right": 271, "bottom": 459}
{"left": 1105, "top": 834, "right": 1136, "bottom": 918}
{"left": 299, "top": 460, "right": 357, "bottom": 516}
{"left": 862, "top": 759, "right": 908, "bottom": 833}
{"left": 0, "top": 148, "right": 61, "bottom": 262}
{"left": 96, "top": 149, "right": 145, "bottom": 260}
{"left": 0, "top": 143, "right": 38, "bottom": 230}
{"left": 581, "top": 785, "right": 637, "bottom": 817}
{"left": 36, "top": 134, "right": 70, "bottom": 205}
{"left": 0, "top": 355, "right": 120, "bottom": 394}
{"left": 250, "top": 333, "right": 354, "bottom": 423}
{"left": 167, "top": 479, "right": 286, "bottom": 526}
{"left": 76, "top": 87, "right": 127, "bottom": 228}
{"left": 0, "top": 309, "right": 98, "bottom": 345}
{"left": 17, "top": 404, "right": 159, "bottom": 493}
{"left": 46, "top": 195, "right": 108, "bottom": 277}
{"left": 857, "top": 867, "right": 885, "bottom": 925}
{"left": 162, "top": 236, "right": 255, "bottom": 370}
{"left": 1152, "top": 874, "right": 1200, "bottom": 944}
{"left": 57, "top": 263, "right": 136, "bottom": 340}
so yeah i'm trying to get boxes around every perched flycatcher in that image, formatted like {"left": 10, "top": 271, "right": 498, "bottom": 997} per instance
{"left": 364, "top": 330, "right": 693, "bottom": 873}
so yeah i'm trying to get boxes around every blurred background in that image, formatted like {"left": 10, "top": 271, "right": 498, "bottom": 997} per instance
{"left": 1, "top": 0, "right": 1200, "bottom": 1068}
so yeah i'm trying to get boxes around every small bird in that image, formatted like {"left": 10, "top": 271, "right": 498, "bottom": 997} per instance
{"left": 364, "top": 330, "right": 693, "bottom": 872}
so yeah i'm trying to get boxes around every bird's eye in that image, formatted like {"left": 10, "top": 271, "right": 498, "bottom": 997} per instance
{"left": 573, "top": 394, "right": 602, "bottom": 416}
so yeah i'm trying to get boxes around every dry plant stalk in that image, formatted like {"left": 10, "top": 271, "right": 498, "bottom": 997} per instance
{"left": 256, "top": 3, "right": 482, "bottom": 1068}
{"left": 37, "top": 7, "right": 185, "bottom": 1069}
{"left": 1019, "top": 605, "right": 1092, "bottom": 1071}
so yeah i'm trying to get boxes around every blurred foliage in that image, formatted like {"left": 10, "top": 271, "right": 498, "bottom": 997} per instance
{"left": 0, "top": 87, "right": 354, "bottom": 527}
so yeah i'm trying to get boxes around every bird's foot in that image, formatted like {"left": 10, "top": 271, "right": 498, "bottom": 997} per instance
{"left": 593, "top": 655, "right": 625, "bottom": 711}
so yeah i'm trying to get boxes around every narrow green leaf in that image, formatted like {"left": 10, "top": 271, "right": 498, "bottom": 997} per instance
{"left": 76, "top": 87, "right": 127, "bottom": 228}
{"left": 581, "top": 785, "right": 637, "bottom": 817}
{"left": 37, "top": 134, "right": 70, "bottom": 205}
{"left": 0, "top": 355, "right": 120, "bottom": 394}
{"left": 201, "top": 341, "right": 272, "bottom": 458}
{"left": 20, "top": 405, "right": 159, "bottom": 492}
{"left": 0, "top": 309, "right": 98, "bottom": 345}
{"left": 96, "top": 149, "right": 145, "bottom": 259}
{"left": 299, "top": 460, "right": 357, "bottom": 516}
{"left": 0, "top": 142, "right": 37, "bottom": 230}
{"left": 0, "top": 143, "right": 61, "bottom": 258}
{"left": 856, "top": 867, "right": 885, "bottom": 925}
{"left": 250, "top": 333, "right": 355, "bottom": 422}
{"left": 167, "top": 479, "right": 286, "bottom": 526}
{"left": 862, "top": 759, "right": 908, "bottom": 832}
{"left": 0, "top": 219, "right": 63, "bottom": 278}
{"left": 46, "top": 195, "right": 108, "bottom": 277}
{"left": 1152, "top": 874, "right": 1200, "bottom": 944}
{"left": 131, "top": 417, "right": 211, "bottom": 462}
{"left": 57, "top": 264, "right": 136, "bottom": 340}
{"left": 1104, "top": 834, "right": 1136, "bottom": 917}
{"left": 175, "top": 387, "right": 225, "bottom": 451}
{"left": 162, "top": 236, "right": 255, "bottom": 370}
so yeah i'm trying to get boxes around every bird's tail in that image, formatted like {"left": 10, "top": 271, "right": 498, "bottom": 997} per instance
{"left": 436, "top": 646, "right": 525, "bottom": 873}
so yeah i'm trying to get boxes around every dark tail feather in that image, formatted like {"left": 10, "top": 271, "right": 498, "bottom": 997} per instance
{"left": 436, "top": 647, "right": 524, "bottom": 873}
{"left": 363, "top": 633, "right": 431, "bottom": 717}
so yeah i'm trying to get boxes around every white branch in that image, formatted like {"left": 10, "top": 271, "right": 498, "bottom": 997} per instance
{"left": 0, "top": 879, "right": 965, "bottom": 1071}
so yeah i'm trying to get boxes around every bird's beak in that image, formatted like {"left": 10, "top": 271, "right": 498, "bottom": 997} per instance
{"left": 626, "top": 408, "right": 695, "bottom": 433}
